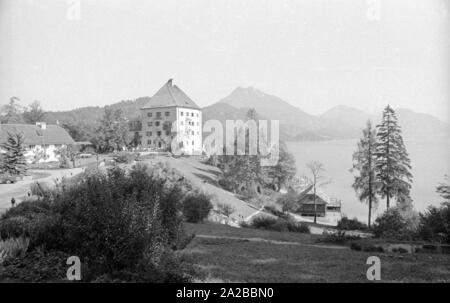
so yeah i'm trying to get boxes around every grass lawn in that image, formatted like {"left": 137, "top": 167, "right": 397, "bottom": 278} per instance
{"left": 183, "top": 222, "right": 450, "bottom": 283}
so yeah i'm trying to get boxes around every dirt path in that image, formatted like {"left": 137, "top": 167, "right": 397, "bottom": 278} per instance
{"left": 194, "top": 234, "right": 349, "bottom": 250}
{"left": 0, "top": 167, "right": 83, "bottom": 213}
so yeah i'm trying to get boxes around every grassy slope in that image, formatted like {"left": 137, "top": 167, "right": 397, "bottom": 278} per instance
{"left": 183, "top": 222, "right": 450, "bottom": 283}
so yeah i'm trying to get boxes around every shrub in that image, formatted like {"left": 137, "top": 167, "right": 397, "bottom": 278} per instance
{"left": 0, "top": 237, "right": 30, "bottom": 263}
{"left": 286, "top": 221, "right": 310, "bottom": 233}
{"left": 318, "top": 231, "right": 361, "bottom": 244}
{"left": 337, "top": 216, "right": 368, "bottom": 231}
{"left": 251, "top": 216, "right": 278, "bottom": 230}
{"left": 372, "top": 208, "right": 415, "bottom": 240}
{"left": 417, "top": 204, "right": 450, "bottom": 244}
{"left": 350, "top": 242, "right": 362, "bottom": 251}
{"left": 182, "top": 192, "right": 213, "bottom": 223}
{"left": 0, "top": 164, "right": 196, "bottom": 282}
{"left": 0, "top": 249, "right": 68, "bottom": 282}
{"left": 263, "top": 205, "right": 291, "bottom": 220}
{"left": 249, "top": 216, "right": 310, "bottom": 234}
{"left": 362, "top": 245, "right": 384, "bottom": 253}
{"left": 217, "top": 203, "right": 235, "bottom": 217}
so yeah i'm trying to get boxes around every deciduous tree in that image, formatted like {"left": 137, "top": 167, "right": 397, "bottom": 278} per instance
{"left": 23, "top": 101, "right": 45, "bottom": 124}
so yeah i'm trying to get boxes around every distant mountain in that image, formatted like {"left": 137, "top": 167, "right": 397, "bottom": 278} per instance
{"left": 320, "top": 105, "right": 449, "bottom": 140}
{"left": 396, "top": 108, "right": 449, "bottom": 139}
{"left": 41, "top": 86, "right": 449, "bottom": 142}
{"left": 218, "top": 87, "right": 319, "bottom": 130}
{"left": 321, "top": 105, "right": 376, "bottom": 129}
{"left": 216, "top": 87, "right": 362, "bottom": 140}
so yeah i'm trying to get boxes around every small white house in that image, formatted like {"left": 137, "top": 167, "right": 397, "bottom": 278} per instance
{"left": 0, "top": 122, "right": 75, "bottom": 163}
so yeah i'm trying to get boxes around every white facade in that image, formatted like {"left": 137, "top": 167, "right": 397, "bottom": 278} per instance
{"left": 24, "top": 144, "right": 66, "bottom": 163}
{"left": 140, "top": 106, "right": 202, "bottom": 155}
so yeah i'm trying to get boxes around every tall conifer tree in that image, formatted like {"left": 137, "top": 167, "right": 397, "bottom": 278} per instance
{"left": 351, "top": 120, "right": 378, "bottom": 227}
{"left": 2, "top": 131, "right": 27, "bottom": 176}
{"left": 375, "top": 105, "right": 412, "bottom": 208}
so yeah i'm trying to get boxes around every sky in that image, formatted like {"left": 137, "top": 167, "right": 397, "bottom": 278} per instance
{"left": 0, "top": 0, "right": 449, "bottom": 121}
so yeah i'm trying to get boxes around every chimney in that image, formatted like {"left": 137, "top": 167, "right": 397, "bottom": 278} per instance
{"left": 36, "top": 122, "right": 47, "bottom": 130}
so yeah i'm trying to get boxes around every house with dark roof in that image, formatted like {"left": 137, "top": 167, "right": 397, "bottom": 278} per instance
{"left": 290, "top": 184, "right": 342, "bottom": 218}
{"left": 0, "top": 122, "right": 75, "bottom": 163}
{"left": 130, "top": 79, "right": 203, "bottom": 154}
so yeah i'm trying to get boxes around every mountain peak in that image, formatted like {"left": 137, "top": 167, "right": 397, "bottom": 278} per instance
{"left": 231, "top": 86, "right": 266, "bottom": 98}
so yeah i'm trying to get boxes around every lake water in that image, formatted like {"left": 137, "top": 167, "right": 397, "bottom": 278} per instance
{"left": 287, "top": 135, "right": 450, "bottom": 222}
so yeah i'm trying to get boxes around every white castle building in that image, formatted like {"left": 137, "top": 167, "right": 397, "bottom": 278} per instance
{"left": 130, "top": 79, "right": 203, "bottom": 155}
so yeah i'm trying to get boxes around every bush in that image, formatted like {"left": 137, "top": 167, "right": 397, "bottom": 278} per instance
{"left": 417, "top": 204, "right": 450, "bottom": 244}
{"left": 362, "top": 245, "right": 384, "bottom": 253}
{"left": 350, "top": 242, "right": 362, "bottom": 251}
{"left": 372, "top": 208, "right": 415, "bottom": 240}
{"left": 263, "top": 205, "right": 291, "bottom": 220}
{"left": 0, "top": 249, "right": 68, "bottom": 282}
{"left": 0, "top": 164, "right": 196, "bottom": 282}
{"left": 251, "top": 216, "right": 278, "bottom": 230}
{"left": 286, "top": 221, "right": 310, "bottom": 233}
{"left": 337, "top": 216, "right": 368, "bottom": 231}
{"left": 182, "top": 192, "right": 213, "bottom": 223}
{"left": 249, "top": 216, "right": 310, "bottom": 233}
{"left": 318, "top": 231, "right": 360, "bottom": 244}
{"left": 0, "top": 237, "right": 30, "bottom": 263}
{"left": 217, "top": 203, "right": 235, "bottom": 217}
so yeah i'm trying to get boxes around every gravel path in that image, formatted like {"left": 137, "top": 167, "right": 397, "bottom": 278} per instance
{"left": 0, "top": 167, "right": 83, "bottom": 213}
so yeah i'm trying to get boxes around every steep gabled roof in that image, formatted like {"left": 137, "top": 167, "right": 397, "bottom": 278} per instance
{"left": 0, "top": 124, "right": 75, "bottom": 146}
{"left": 297, "top": 185, "right": 332, "bottom": 205}
{"left": 142, "top": 79, "right": 201, "bottom": 110}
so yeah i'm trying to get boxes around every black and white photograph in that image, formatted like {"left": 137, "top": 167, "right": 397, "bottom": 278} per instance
{"left": 0, "top": 0, "right": 449, "bottom": 288}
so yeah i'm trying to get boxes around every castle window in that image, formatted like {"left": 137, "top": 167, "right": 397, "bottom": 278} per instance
{"left": 191, "top": 113, "right": 194, "bottom": 117}
{"left": 147, "top": 112, "right": 152, "bottom": 117}
{"left": 197, "top": 113, "right": 199, "bottom": 117}
{"left": 165, "top": 130, "right": 170, "bottom": 136}
{"left": 155, "top": 121, "right": 160, "bottom": 126}
{"left": 157, "top": 131, "right": 161, "bottom": 136}
{"left": 156, "top": 112, "right": 161, "bottom": 118}
{"left": 147, "top": 122, "right": 152, "bottom": 127}
{"left": 147, "top": 139, "right": 151, "bottom": 145}
{"left": 192, "top": 141, "right": 194, "bottom": 145}
{"left": 165, "top": 111, "right": 170, "bottom": 116}
{"left": 180, "top": 111, "right": 183, "bottom": 116}
{"left": 146, "top": 131, "right": 152, "bottom": 136}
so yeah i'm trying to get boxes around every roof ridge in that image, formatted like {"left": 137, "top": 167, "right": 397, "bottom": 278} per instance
{"left": 166, "top": 80, "right": 178, "bottom": 106}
